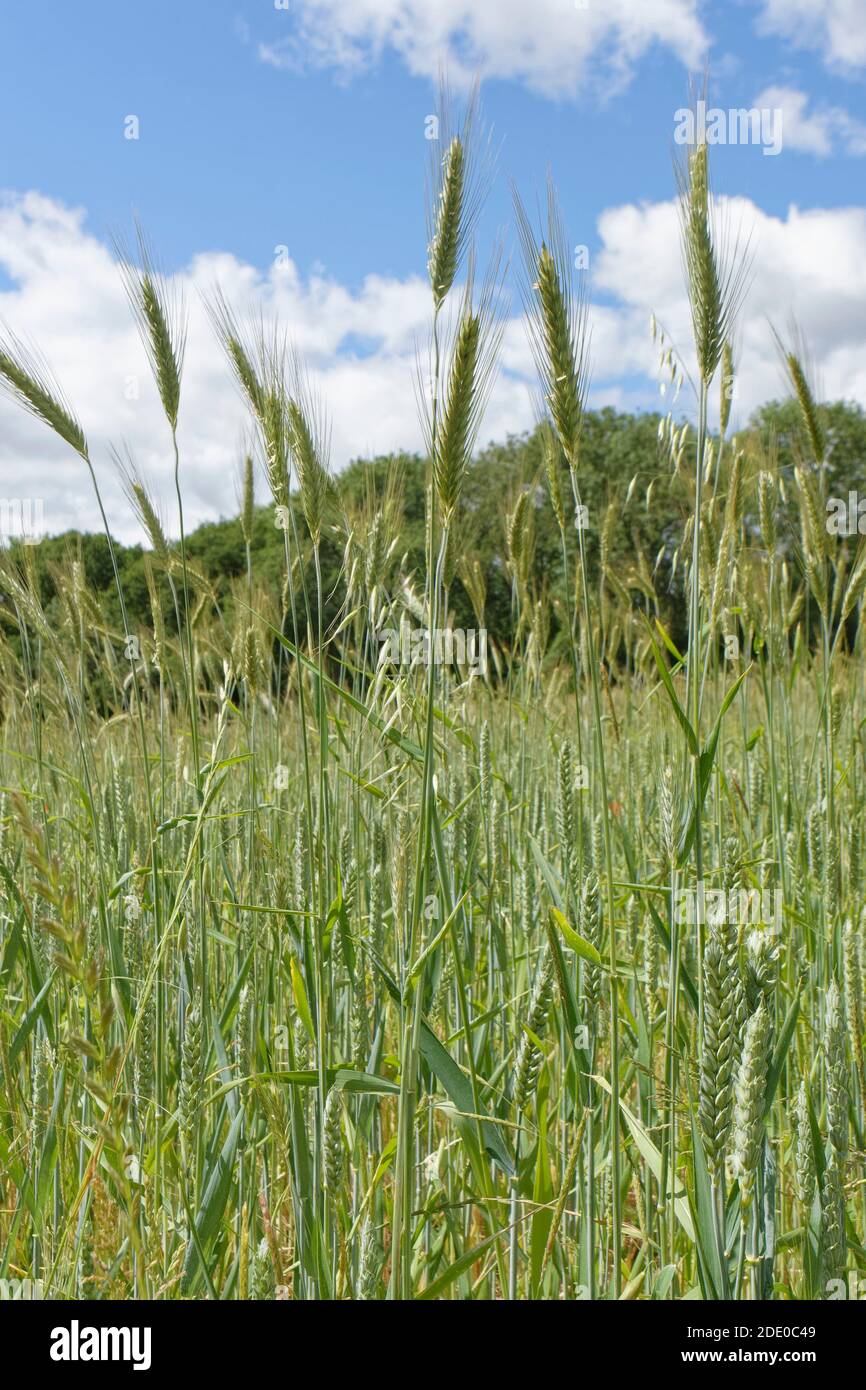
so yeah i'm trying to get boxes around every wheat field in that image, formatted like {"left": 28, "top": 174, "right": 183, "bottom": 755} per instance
{"left": 1, "top": 88, "right": 865, "bottom": 1303}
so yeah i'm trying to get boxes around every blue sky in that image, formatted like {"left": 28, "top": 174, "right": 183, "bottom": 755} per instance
{"left": 2, "top": 0, "right": 866, "bottom": 537}
{"left": 3, "top": 0, "right": 863, "bottom": 284}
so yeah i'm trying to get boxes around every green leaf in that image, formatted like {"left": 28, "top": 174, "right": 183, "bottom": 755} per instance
{"left": 765, "top": 991, "right": 800, "bottom": 1117}
{"left": 549, "top": 906, "right": 602, "bottom": 967}
{"left": 678, "top": 666, "right": 751, "bottom": 865}
{"left": 332, "top": 1069, "right": 399, "bottom": 1097}
{"left": 0, "top": 907, "right": 23, "bottom": 986}
{"left": 653, "top": 1265, "right": 679, "bottom": 1299}
{"left": 418, "top": 1024, "right": 515, "bottom": 1177}
{"left": 530, "top": 1091, "right": 554, "bottom": 1295}
{"left": 368, "top": 950, "right": 514, "bottom": 1175}
{"left": 542, "top": 912, "right": 582, "bottom": 1051}
{"left": 648, "top": 630, "right": 697, "bottom": 755}
{"left": 181, "top": 1107, "right": 244, "bottom": 1294}
{"left": 416, "top": 1228, "right": 503, "bottom": 1300}
{"left": 407, "top": 890, "right": 471, "bottom": 990}
{"left": 10, "top": 973, "right": 54, "bottom": 1065}
{"left": 290, "top": 955, "right": 315, "bottom": 1042}
{"left": 689, "top": 1115, "right": 725, "bottom": 1299}
{"left": 654, "top": 618, "right": 685, "bottom": 663}
{"left": 593, "top": 1074, "right": 695, "bottom": 1243}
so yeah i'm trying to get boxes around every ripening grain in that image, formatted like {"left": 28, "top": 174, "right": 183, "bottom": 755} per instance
{"left": 0, "top": 89, "right": 864, "bottom": 1303}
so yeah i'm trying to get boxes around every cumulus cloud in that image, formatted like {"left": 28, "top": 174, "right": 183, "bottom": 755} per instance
{"left": 754, "top": 85, "right": 866, "bottom": 157}
{"left": 593, "top": 194, "right": 866, "bottom": 425}
{"left": 258, "top": 0, "right": 708, "bottom": 99}
{"left": 756, "top": 0, "right": 866, "bottom": 73}
{"left": 4, "top": 188, "right": 866, "bottom": 541}
{"left": 0, "top": 191, "right": 533, "bottom": 542}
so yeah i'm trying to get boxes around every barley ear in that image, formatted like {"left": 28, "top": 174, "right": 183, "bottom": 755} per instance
{"left": 425, "top": 75, "right": 487, "bottom": 310}
{"left": 208, "top": 291, "right": 266, "bottom": 418}
{"left": 795, "top": 464, "right": 829, "bottom": 619}
{"left": 757, "top": 471, "right": 777, "bottom": 555}
{"left": 773, "top": 325, "right": 825, "bottom": 465}
{"left": 428, "top": 136, "right": 465, "bottom": 308}
{"left": 541, "top": 421, "right": 567, "bottom": 530}
{"left": 323, "top": 1086, "right": 344, "bottom": 1193}
{"left": 240, "top": 454, "right": 255, "bottom": 546}
{"left": 117, "top": 228, "right": 186, "bottom": 430}
{"left": 732, "top": 1001, "right": 770, "bottom": 1218}
{"left": 680, "top": 142, "right": 722, "bottom": 384}
{"left": 699, "top": 933, "right": 737, "bottom": 1177}
{"left": 0, "top": 330, "right": 88, "bottom": 459}
{"left": 794, "top": 1079, "right": 816, "bottom": 1212}
{"left": 433, "top": 310, "right": 480, "bottom": 521}
{"left": 430, "top": 270, "right": 503, "bottom": 524}
{"left": 825, "top": 980, "right": 848, "bottom": 1164}
{"left": 676, "top": 138, "right": 749, "bottom": 387}
{"left": 514, "top": 179, "right": 588, "bottom": 471}
{"left": 287, "top": 395, "right": 328, "bottom": 547}
{"left": 512, "top": 949, "right": 555, "bottom": 1115}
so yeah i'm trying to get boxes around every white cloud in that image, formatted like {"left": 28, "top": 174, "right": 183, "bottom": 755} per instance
{"left": 0, "top": 191, "right": 533, "bottom": 542}
{"left": 4, "top": 188, "right": 866, "bottom": 542}
{"left": 754, "top": 85, "right": 866, "bottom": 157}
{"left": 593, "top": 194, "right": 866, "bottom": 426}
{"left": 258, "top": 0, "right": 708, "bottom": 99}
{"left": 756, "top": 0, "right": 866, "bottom": 72}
